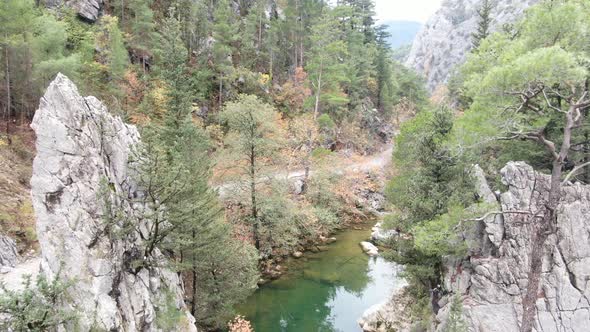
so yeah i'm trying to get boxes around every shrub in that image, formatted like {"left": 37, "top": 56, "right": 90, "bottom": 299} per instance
{"left": 0, "top": 273, "right": 76, "bottom": 331}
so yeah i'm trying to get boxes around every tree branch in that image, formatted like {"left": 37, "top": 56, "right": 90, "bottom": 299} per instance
{"left": 562, "top": 161, "right": 590, "bottom": 184}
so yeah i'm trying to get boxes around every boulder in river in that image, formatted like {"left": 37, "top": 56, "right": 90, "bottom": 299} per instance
{"left": 360, "top": 241, "right": 379, "bottom": 256}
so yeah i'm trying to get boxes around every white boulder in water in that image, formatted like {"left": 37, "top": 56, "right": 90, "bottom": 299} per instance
{"left": 360, "top": 241, "right": 379, "bottom": 256}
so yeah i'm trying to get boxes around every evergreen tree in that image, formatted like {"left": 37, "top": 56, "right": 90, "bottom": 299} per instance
{"left": 471, "top": 0, "right": 493, "bottom": 49}
{"left": 375, "top": 25, "right": 395, "bottom": 112}
{"left": 138, "top": 12, "right": 259, "bottom": 329}
{"left": 212, "top": 0, "right": 239, "bottom": 106}
{"left": 220, "top": 94, "right": 283, "bottom": 250}
{"left": 307, "top": 12, "right": 349, "bottom": 120}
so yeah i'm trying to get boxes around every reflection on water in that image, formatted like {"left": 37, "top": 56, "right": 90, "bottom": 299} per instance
{"left": 237, "top": 228, "right": 405, "bottom": 332}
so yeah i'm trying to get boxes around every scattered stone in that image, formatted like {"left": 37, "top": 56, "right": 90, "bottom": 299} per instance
{"left": 292, "top": 251, "right": 304, "bottom": 258}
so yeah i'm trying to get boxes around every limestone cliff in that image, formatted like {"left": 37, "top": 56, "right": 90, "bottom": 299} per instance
{"left": 437, "top": 162, "right": 590, "bottom": 331}
{"left": 43, "top": 0, "right": 103, "bottom": 22}
{"left": 405, "top": 0, "right": 539, "bottom": 92}
{"left": 30, "top": 74, "right": 197, "bottom": 331}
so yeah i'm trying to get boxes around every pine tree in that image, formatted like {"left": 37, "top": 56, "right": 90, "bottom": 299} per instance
{"left": 375, "top": 25, "right": 394, "bottom": 112}
{"left": 307, "top": 12, "right": 349, "bottom": 120}
{"left": 139, "top": 12, "right": 259, "bottom": 329}
{"left": 212, "top": 0, "right": 238, "bottom": 106}
{"left": 220, "top": 94, "right": 283, "bottom": 250}
{"left": 471, "top": 0, "right": 493, "bottom": 49}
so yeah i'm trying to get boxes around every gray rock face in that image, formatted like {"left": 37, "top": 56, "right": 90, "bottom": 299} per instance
{"left": 371, "top": 222, "right": 397, "bottom": 243}
{"left": 30, "top": 74, "right": 196, "bottom": 331}
{"left": 43, "top": 0, "right": 103, "bottom": 22}
{"left": 406, "top": 0, "right": 539, "bottom": 92}
{"left": 437, "top": 162, "right": 590, "bottom": 331}
{"left": 358, "top": 287, "right": 412, "bottom": 332}
{"left": 0, "top": 235, "right": 18, "bottom": 270}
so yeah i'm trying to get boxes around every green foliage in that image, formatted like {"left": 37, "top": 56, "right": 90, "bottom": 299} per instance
{"left": 257, "top": 182, "right": 302, "bottom": 256}
{"left": 95, "top": 15, "right": 129, "bottom": 80}
{"left": 307, "top": 11, "right": 350, "bottom": 117}
{"left": 471, "top": 0, "right": 493, "bottom": 49}
{"left": 220, "top": 94, "right": 282, "bottom": 165}
{"left": 444, "top": 295, "right": 467, "bottom": 332}
{"left": 155, "top": 288, "right": 184, "bottom": 330}
{"left": 413, "top": 203, "right": 494, "bottom": 257}
{"left": 0, "top": 273, "right": 76, "bottom": 331}
{"left": 386, "top": 107, "right": 474, "bottom": 230}
{"left": 311, "top": 147, "right": 332, "bottom": 160}
{"left": 456, "top": 0, "right": 590, "bottom": 178}
{"left": 317, "top": 113, "right": 336, "bottom": 131}
{"left": 193, "top": 238, "right": 259, "bottom": 329}
{"left": 383, "top": 106, "right": 476, "bottom": 321}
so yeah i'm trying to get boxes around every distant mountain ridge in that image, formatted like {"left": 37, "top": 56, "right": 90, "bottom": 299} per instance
{"left": 380, "top": 20, "right": 422, "bottom": 48}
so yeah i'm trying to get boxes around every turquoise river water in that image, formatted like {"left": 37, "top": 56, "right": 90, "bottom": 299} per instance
{"left": 237, "top": 227, "right": 405, "bottom": 332}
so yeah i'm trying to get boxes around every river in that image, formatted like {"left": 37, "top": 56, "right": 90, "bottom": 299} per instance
{"left": 237, "top": 226, "right": 406, "bottom": 332}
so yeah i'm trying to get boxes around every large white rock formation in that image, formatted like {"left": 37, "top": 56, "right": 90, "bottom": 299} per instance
{"left": 437, "top": 162, "right": 590, "bottom": 331}
{"left": 30, "top": 74, "right": 197, "bottom": 331}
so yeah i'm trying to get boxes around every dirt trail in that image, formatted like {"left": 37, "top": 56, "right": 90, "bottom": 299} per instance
{"left": 217, "top": 144, "right": 393, "bottom": 196}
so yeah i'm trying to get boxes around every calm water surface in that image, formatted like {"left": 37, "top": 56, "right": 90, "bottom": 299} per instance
{"left": 237, "top": 227, "right": 406, "bottom": 332}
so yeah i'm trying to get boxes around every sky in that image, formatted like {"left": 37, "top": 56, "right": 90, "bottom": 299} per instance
{"left": 374, "top": 0, "right": 444, "bottom": 23}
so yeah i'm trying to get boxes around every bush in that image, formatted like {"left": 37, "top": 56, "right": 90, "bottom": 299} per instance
{"left": 0, "top": 273, "right": 76, "bottom": 331}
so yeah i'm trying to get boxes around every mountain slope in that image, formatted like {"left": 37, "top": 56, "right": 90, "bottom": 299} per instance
{"left": 405, "top": 0, "right": 540, "bottom": 92}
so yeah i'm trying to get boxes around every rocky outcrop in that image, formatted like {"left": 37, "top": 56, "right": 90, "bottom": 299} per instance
{"left": 30, "top": 74, "right": 196, "bottom": 331}
{"left": 371, "top": 222, "right": 397, "bottom": 243}
{"left": 437, "top": 162, "right": 590, "bottom": 331}
{"left": 405, "top": 0, "right": 539, "bottom": 92}
{"left": 0, "top": 235, "right": 18, "bottom": 271}
{"left": 358, "top": 287, "right": 412, "bottom": 332}
{"left": 43, "top": 0, "right": 103, "bottom": 22}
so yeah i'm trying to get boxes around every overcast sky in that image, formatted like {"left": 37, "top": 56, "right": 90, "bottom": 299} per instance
{"left": 374, "top": 0, "right": 444, "bottom": 23}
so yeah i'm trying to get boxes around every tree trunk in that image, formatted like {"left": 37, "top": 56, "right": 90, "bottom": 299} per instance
{"left": 520, "top": 106, "right": 576, "bottom": 332}
{"left": 250, "top": 145, "right": 259, "bottom": 250}
{"left": 4, "top": 42, "right": 12, "bottom": 144}
{"left": 191, "top": 230, "right": 198, "bottom": 317}
{"left": 302, "top": 129, "right": 313, "bottom": 194}
{"left": 313, "top": 60, "right": 323, "bottom": 121}
{"left": 219, "top": 74, "right": 223, "bottom": 107}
